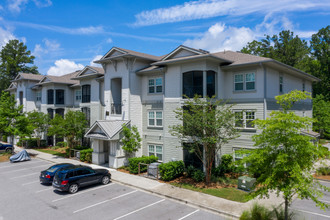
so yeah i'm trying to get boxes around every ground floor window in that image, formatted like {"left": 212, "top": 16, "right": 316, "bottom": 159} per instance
{"left": 148, "top": 144, "right": 163, "bottom": 161}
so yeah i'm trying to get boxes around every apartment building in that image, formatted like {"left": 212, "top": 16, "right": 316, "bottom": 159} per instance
{"left": 8, "top": 45, "right": 319, "bottom": 168}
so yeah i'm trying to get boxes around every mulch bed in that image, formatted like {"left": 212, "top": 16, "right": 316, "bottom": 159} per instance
{"left": 313, "top": 174, "right": 330, "bottom": 181}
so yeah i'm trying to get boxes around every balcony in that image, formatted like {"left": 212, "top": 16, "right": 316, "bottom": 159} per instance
{"left": 111, "top": 103, "right": 122, "bottom": 115}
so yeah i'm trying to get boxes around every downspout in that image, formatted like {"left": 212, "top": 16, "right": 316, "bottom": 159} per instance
{"left": 262, "top": 63, "right": 267, "bottom": 120}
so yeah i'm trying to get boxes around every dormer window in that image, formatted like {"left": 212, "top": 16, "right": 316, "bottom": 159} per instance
{"left": 148, "top": 78, "right": 163, "bottom": 94}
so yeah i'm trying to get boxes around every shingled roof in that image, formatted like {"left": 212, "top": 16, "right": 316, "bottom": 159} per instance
{"left": 12, "top": 73, "right": 44, "bottom": 82}
{"left": 38, "top": 71, "right": 80, "bottom": 86}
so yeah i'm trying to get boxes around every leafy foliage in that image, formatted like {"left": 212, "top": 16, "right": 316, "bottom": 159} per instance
{"left": 0, "top": 39, "right": 39, "bottom": 93}
{"left": 240, "top": 203, "right": 273, "bottom": 220}
{"left": 121, "top": 125, "right": 141, "bottom": 155}
{"left": 128, "top": 155, "right": 158, "bottom": 174}
{"left": 27, "top": 111, "right": 49, "bottom": 148}
{"left": 192, "top": 169, "right": 205, "bottom": 182}
{"left": 159, "top": 160, "right": 185, "bottom": 181}
{"left": 80, "top": 148, "right": 93, "bottom": 163}
{"left": 241, "top": 90, "right": 330, "bottom": 220}
{"left": 313, "top": 94, "right": 330, "bottom": 139}
{"left": 213, "top": 154, "right": 235, "bottom": 177}
{"left": 169, "top": 95, "right": 239, "bottom": 183}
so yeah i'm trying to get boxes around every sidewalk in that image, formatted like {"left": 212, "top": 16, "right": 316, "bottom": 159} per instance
{"left": 16, "top": 146, "right": 284, "bottom": 219}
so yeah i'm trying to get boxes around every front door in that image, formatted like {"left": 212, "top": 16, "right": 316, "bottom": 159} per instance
{"left": 104, "top": 141, "right": 109, "bottom": 163}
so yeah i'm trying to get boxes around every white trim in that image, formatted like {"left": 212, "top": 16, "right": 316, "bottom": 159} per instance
{"left": 162, "top": 45, "right": 204, "bottom": 61}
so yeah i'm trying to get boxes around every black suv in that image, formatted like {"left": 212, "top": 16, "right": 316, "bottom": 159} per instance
{"left": 52, "top": 165, "right": 111, "bottom": 194}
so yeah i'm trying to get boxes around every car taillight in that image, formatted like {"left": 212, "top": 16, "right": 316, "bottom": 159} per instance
{"left": 45, "top": 175, "right": 51, "bottom": 178}
{"left": 61, "top": 180, "right": 68, "bottom": 185}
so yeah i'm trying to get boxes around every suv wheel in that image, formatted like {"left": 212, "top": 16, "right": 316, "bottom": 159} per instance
{"left": 69, "top": 184, "right": 79, "bottom": 194}
{"left": 101, "top": 175, "right": 110, "bottom": 185}
{"left": 5, "top": 148, "right": 12, "bottom": 154}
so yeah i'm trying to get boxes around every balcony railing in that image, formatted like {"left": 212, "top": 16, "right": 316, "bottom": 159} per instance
{"left": 111, "top": 103, "right": 122, "bottom": 115}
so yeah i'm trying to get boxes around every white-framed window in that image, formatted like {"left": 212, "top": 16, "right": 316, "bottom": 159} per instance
{"left": 234, "top": 110, "right": 255, "bottom": 129}
{"left": 75, "top": 90, "right": 81, "bottom": 101}
{"left": 234, "top": 73, "right": 255, "bottom": 91}
{"left": 148, "top": 111, "right": 163, "bottom": 127}
{"left": 279, "top": 76, "right": 283, "bottom": 93}
{"left": 233, "top": 148, "right": 244, "bottom": 161}
{"left": 36, "top": 91, "right": 41, "bottom": 101}
{"left": 148, "top": 144, "right": 163, "bottom": 161}
{"left": 148, "top": 77, "right": 163, "bottom": 94}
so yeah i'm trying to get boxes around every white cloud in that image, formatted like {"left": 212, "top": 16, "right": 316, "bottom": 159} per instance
{"left": 7, "top": 0, "right": 52, "bottom": 14}
{"left": 133, "top": 0, "right": 330, "bottom": 26}
{"left": 184, "top": 23, "right": 255, "bottom": 52}
{"left": 0, "top": 26, "right": 16, "bottom": 48}
{"left": 33, "top": 39, "right": 62, "bottom": 57}
{"left": 90, "top": 55, "right": 103, "bottom": 67}
{"left": 106, "top": 38, "right": 113, "bottom": 43}
{"left": 47, "top": 59, "right": 84, "bottom": 76}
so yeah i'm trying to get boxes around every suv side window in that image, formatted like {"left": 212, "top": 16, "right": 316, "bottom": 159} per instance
{"left": 67, "top": 171, "right": 75, "bottom": 178}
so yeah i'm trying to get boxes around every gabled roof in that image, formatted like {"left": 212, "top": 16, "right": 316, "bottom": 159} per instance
{"left": 85, "top": 120, "right": 130, "bottom": 140}
{"left": 5, "top": 82, "right": 17, "bottom": 91}
{"left": 12, "top": 73, "right": 44, "bottom": 82}
{"left": 37, "top": 71, "right": 80, "bottom": 86}
{"left": 71, "top": 66, "right": 104, "bottom": 80}
{"left": 161, "top": 45, "right": 209, "bottom": 61}
{"left": 95, "top": 47, "right": 161, "bottom": 63}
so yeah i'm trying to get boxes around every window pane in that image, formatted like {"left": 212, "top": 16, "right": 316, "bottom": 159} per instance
{"left": 246, "top": 82, "right": 255, "bottom": 90}
{"left": 156, "top": 112, "right": 162, "bottom": 119}
{"left": 246, "top": 112, "right": 255, "bottom": 128}
{"left": 207, "top": 71, "right": 215, "bottom": 98}
{"left": 149, "top": 153, "right": 155, "bottom": 157}
{"left": 155, "top": 78, "right": 162, "bottom": 85}
{"left": 235, "top": 74, "right": 243, "bottom": 82}
{"left": 156, "top": 153, "right": 162, "bottom": 161}
{"left": 235, "top": 83, "right": 243, "bottom": 91}
{"left": 149, "top": 79, "right": 154, "bottom": 86}
{"left": 235, "top": 112, "right": 243, "bottom": 127}
{"left": 149, "top": 112, "right": 155, "bottom": 119}
{"left": 149, "top": 145, "right": 155, "bottom": 153}
{"left": 156, "top": 119, "right": 162, "bottom": 126}
{"left": 156, "top": 86, "right": 162, "bottom": 93}
{"left": 245, "top": 73, "right": 255, "bottom": 82}
{"left": 149, "top": 119, "right": 154, "bottom": 126}
{"left": 149, "top": 86, "right": 155, "bottom": 93}
{"left": 183, "top": 71, "right": 203, "bottom": 98}
{"left": 156, "top": 146, "right": 162, "bottom": 153}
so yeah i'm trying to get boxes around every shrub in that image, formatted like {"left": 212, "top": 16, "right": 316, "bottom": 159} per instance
{"left": 214, "top": 154, "right": 234, "bottom": 177}
{"left": 319, "top": 146, "right": 329, "bottom": 159}
{"left": 316, "top": 166, "right": 330, "bottom": 176}
{"left": 186, "top": 165, "right": 196, "bottom": 178}
{"left": 240, "top": 203, "right": 273, "bottom": 220}
{"left": 192, "top": 169, "right": 205, "bottom": 182}
{"left": 74, "top": 145, "right": 90, "bottom": 150}
{"left": 56, "top": 142, "right": 67, "bottom": 147}
{"left": 128, "top": 155, "right": 158, "bottom": 174}
{"left": 80, "top": 148, "right": 93, "bottom": 163}
{"left": 159, "top": 161, "right": 185, "bottom": 181}
{"left": 2, "top": 135, "right": 7, "bottom": 142}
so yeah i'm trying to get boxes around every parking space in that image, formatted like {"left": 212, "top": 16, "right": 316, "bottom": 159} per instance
{"left": 290, "top": 180, "right": 330, "bottom": 220}
{"left": 0, "top": 159, "right": 225, "bottom": 220}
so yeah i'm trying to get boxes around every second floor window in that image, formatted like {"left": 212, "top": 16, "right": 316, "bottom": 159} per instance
{"left": 75, "top": 90, "right": 81, "bottom": 101}
{"left": 279, "top": 76, "right": 283, "bottom": 93}
{"left": 36, "top": 91, "right": 41, "bottom": 101}
{"left": 55, "top": 89, "right": 64, "bottom": 105}
{"left": 235, "top": 111, "right": 255, "bottom": 129}
{"left": 82, "top": 85, "right": 91, "bottom": 103}
{"left": 183, "top": 71, "right": 203, "bottom": 98}
{"left": 234, "top": 73, "right": 255, "bottom": 91}
{"left": 47, "top": 89, "right": 54, "bottom": 104}
{"left": 148, "top": 78, "right": 163, "bottom": 94}
{"left": 148, "top": 111, "right": 163, "bottom": 127}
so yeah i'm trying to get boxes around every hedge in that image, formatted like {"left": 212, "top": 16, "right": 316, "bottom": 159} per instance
{"left": 80, "top": 148, "right": 93, "bottom": 163}
{"left": 159, "top": 160, "right": 185, "bottom": 181}
{"left": 128, "top": 155, "right": 158, "bottom": 174}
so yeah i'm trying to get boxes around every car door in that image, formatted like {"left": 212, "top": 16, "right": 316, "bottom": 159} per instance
{"left": 0, "top": 143, "right": 4, "bottom": 153}
{"left": 76, "top": 168, "right": 95, "bottom": 186}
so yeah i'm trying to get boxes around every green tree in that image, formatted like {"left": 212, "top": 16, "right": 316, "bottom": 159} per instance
{"left": 0, "top": 92, "right": 31, "bottom": 144}
{"left": 241, "top": 30, "right": 311, "bottom": 72}
{"left": 241, "top": 90, "right": 329, "bottom": 220}
{"left": 27, "top": 111, "right": 49, "bottom": 148}
{"left": 0, "top": 39, "right": 39, "bottom": 93}
{"left": 313, "top": 94, "right": 330, "bottom": 139}
{"left": 310, "top": 26, "right": 330, "bottom": 100}
{"left": 121, "top": 124, "right": 141, "bottom": 156}
{"left": 47, "top": 114, "right": 66, "bottom": 145}
{"left": 169, "top": 96, "right": 239, "bottom": 184}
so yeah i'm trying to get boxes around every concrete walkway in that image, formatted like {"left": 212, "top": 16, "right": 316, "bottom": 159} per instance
{"left": 14, "top": 146, "right": 284, "bottom": 219}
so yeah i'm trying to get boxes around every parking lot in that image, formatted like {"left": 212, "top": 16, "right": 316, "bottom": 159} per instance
{"left": 0, "top": 159, "right": 224, "bottom": 220}
{"left": 290, "top": 180, "right": 330, "bottom": 220}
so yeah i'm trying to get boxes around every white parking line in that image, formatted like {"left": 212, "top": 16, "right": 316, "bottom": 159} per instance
{"left": 10, "top": 172, "right": 39, "bottom": 179}
{"left": 36, "top": 188, "right": 53, "bottom": 193}
{"left": 113, "top": 199, "right": 165, "bottom": 220}
{"left": 73, "top": 190, "right": 138, "bottom": 213}
{"left": 292, "top": 208, "right": 330, "bottom": 218}
{"left": 52, "top": 183, "right": 114, "bottom": 202}
{"left": 22, "top": 180, "right": 40, "bottom": 186}
{"left": 178, "top": 209, "right": 200, "bottom": 220}
{"left": 2, "top": 164, "right": 48, "bottom": 173}
{"left": 320, "top": 199, "right": 330, "bottom": 204}
{"left": 0, "top": 160, "right": 45, "bottom": 169}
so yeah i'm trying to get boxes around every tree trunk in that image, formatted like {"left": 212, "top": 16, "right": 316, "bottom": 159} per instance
{"left": 285, "top": 196, "right": 289, "bottom": 220}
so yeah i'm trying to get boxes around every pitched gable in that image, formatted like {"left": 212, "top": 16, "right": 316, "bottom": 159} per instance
{"left": 102, "top": 47, "right": 127, "bottom": 60}
{"left": 162, "top": 45, "right": 207, "bottom": 61}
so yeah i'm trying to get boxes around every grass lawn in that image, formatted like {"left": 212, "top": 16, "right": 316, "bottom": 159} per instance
{"left": 171, "top": 182, "right": 250, "bottom": 203}
{"left": 35, "top": 148, "right": 67, "bottom": 157}
{"left": 0, "top": 153, "right": 11, "bottom": 162}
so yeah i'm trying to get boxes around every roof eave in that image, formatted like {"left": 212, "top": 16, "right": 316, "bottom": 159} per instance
{"left": 151, "top": 54, "right": 231, "bottom": 66}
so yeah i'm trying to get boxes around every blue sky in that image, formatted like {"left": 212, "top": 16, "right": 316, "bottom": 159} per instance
{"left": 0, "top": 0, "right": 329, "bottom": 76}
